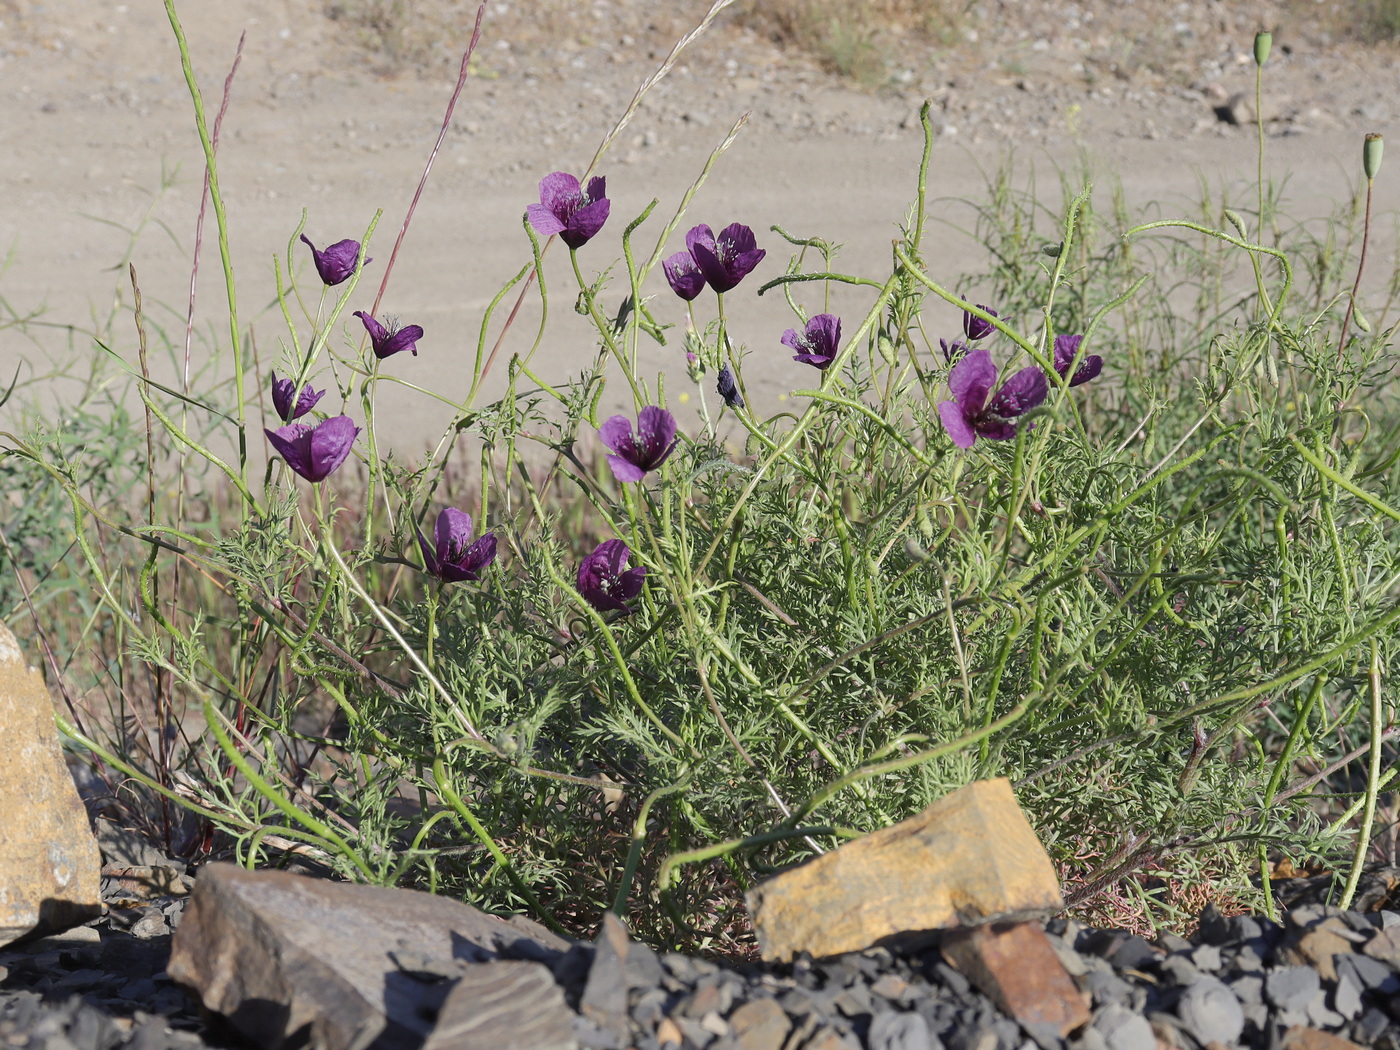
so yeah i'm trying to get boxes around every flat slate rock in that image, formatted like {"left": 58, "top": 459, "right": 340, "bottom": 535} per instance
{"left": 166, "top": 863, "right": 571, "bottom": 1050}
{"left": 746, "top": 779, "right": 1063, "bottom": 962}
{"left": 421, "top": 960, "right": 577, "bottom": 1050}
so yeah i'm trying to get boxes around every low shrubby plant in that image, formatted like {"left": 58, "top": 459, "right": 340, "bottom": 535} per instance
{"left": 3, "top": 0, "right": 1400, "bottom": 950}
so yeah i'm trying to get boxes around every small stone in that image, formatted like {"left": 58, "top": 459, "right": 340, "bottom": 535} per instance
{"left": 1155, "top": 933, "right": 1193, "bottom": 954}
{"left": 580, "top": 913, "right": 631, "bottom": 1044}
{"left": 941, "top": 922, "right": 1090, "bottom": 1044}
{"left": 949, "top": 1025, "right": 998, "bottom": 1050}
{"left": 1281, "top": 1026, "right": 1367, "bottom": 1050}
{"left": 868, "top": 1011, "right": 934, "bottom": 1050}
{"left": 747, "top": 780, "right": 1063, "bottom": 961}
{"left": 728, "top": 999, "right": 791, "bottom": 1050}
{"left": 1191, "top": 945, "right": 1222, "bottom": 972}
{"left": 1228, "top": 974, "right": 1263, "bottom": 1008}
{"left": 1333, "top": 972, "right": 1364, "bottom": 1020}
{"left": 700, "top": 1011, "right": 731, "bottom": 1037}
{"left": 1337, "top": 953, "right": 1400, "bottom": 995}
{"left": 1228, "top": 916, "right": 1264, "bottom": 941}
{"left": 1197, "top": 905, "right": 1231, "bottom": 946}
{"left": 1085, "top": 970, "right": 1135, "bottom": 1008}
{"left": 1283, "top": 926, "right": 1357, "bottom": 981}
{"left": 0, "top": 621, "right": 103, "bottom": 946}
{"left": 1267, "top": 967, "right": 1322, "bottom": 1013}
{"left": 1158, "top": 957, "right": 1199, "bottom": 987}
{"left": 871, "top": 974, "right": 912, "bottom": 1001}
{"left": 1362, "top": 927, "right": 1400, "bottom": 967}
{"left": 805, "top": 1027, "right": 861, "bottom": 1050}
{"left": 657, "top": 1017, "right": 684, "bottom": 1048}
{"left": 1175, "top": 976, "right": 1244, "bottom": 1045}
{"left": 129, "top": 910, "right": 169, "bottom": 940}
{"left": 1354, "top": 1007, "right": 1390, "bottom": 1044}
{"left": 1308, "top": 993, "right": 1346, "bottom": 1029}
{"left": 1093, "top": 1005, "right": 1155, "bottom": 1050}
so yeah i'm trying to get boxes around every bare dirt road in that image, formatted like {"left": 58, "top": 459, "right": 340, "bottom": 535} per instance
{"left": 2, "top": 0, "right": 1397, "bottom": 452}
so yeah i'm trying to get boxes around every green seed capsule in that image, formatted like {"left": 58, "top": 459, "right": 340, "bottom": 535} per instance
{"left": 1365, "top": 133, "right": 1384, "bottom": 180}
{"left": 1253, "top": 31, "right": 1272, "bottom": 67}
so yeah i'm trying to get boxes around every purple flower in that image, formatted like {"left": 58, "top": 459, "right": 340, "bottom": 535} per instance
{"left": 270, "top": 372, "right": 325, "bottom": 423}
{"left": 264, "top": 415, "right": 360, "bottom": 482}
{"left": 354, "top": 311, "right": 424, "bottom": 359}
{"left": 783, "top": 313, "right": 842, "bottom": 370}
{"left": 940, "top": 338, "right": 968, "bottom": 364}
{"left": 598, "top": 406, "right": 679, "bottom": 483}
{"left": 937, "top": 348, "right": 1048, "bottom": 449}
{"left": 300, "top": 235, "right": 369, "bottom": 287}
{"left": 416, "top": 507, "right": 497, "bottom": 583}
{"left": 716, "top": 364, "right": 744, "bottom": 409}
{"left": 685, "top": 223, "right": 766, "bottom": 294}
{"left": 663, "top": 251, "right": 707, "bottom": 301}
{"left": 963, "top": 302, "right": 999, "bottom": 342}
{"left": 577, "top": 539, "right": 647, "bottom": 616}
{"left": 1052, "top": 334, "right": 1103, "bottom": 387}
{"left": 526, "top": 172, "right": 611, "bottom": 250}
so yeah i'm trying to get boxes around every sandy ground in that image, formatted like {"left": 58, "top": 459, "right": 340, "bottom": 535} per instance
{"left": 2, "top": 0, "right": 1398, "bottom": 453}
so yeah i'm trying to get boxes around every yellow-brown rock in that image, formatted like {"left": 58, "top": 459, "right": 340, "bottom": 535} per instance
{"left": 0, "top": 622, "right": 102, "bottom": 946}
{"left": 746, "top": 778, "right": 1061, "bottom": 961}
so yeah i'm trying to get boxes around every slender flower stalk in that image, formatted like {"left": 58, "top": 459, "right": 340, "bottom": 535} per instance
{"left": 1338, "top": 133, "right": 1384, "bottom": 362}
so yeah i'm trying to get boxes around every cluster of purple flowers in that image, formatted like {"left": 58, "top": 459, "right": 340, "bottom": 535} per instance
{"left": 937, "top": 303, "right": 1103, "bottom": 449}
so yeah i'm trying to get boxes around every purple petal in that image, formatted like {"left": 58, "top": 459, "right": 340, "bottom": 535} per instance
{"left": 562, "top": 197, "right": 610, "bottom": 249}
{"left": 780, "top": 327, "right": 804, "bottom": 353}
{"left": 271, "top": 372, "right": 296, "bottom": 422}
{"left": 793, "top": 351, "right": 834, "bottom": 369}
{"left": 293, "top": 383, "right": 326, "bottom": 420}
{"left": 537, "top": 171, "right": 583, "bottom": 214}
{"left": 616, "top": 565, "right": 647, "bottom": 603}
{"left": 301, "top": 235, "right": 366, "bottom": 286}
{"left": 724, "top": 248, "right": 766, "bottom": 289}
{"left": 439, "top": 531, "right": 497, "bottom": 583}
{"left": 947, "top": 348, "right": 997, "bottom": 416}
{"left": 265, "top": 423, "right": 315, "bottom": 480}
{"left": 377, "top": 324, "right": 424, "bottom": 359}
{"left": 1052, "top": 334, "right": 1083, "bottom": 376}
{"left": 717, "top": 222, "right": 758, "bottom": 256}
{"left": 808, "top": 314, "right": 841, "bottom": 355}
{"left": 584, "top": 176, "right": 606, "bottom": 203}
{"left": 635, "top": 406, "right": 677, "bottom": 467}
{"left": 354, "top": 310, "right": 387, "bottom": 343}
{"left": 684, "top": 224, "right": 716, "bottom": 258}
{"left": 938, "top": 400, "right": 977, "bottom": 449}
{"left": 663, "top": 252, "right": 706, "bottom": 301}
{"left": 986, "top": 366, "right": 1049, "bottom": 420}
{"left": 606, "top": 455, "right": 648, "bottom": 483}
{"left": 526, "top": 203, "right": 567, "bottom": 237}
{"left": 689, "top": 238, "right": 730, "bottom": 292}
{"left": 597, "top": 414, "right": 635, "bottom": 456}
{"left": 306, "top": 415, "right": 360, "bottom": 481}
{"left": 1070, "top": 355, "right": 1103, "bottom": 387}
{"left": 434, "top": 507, "right": 474, "bottom": 563}
{"left": 940, "top": 338, "right": 967, "bottom": 364}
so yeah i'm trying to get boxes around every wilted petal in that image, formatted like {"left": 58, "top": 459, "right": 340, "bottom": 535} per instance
{"left": 947, "top": 348, "right": 997, "bottom": 417}
{"left": 717, "top": 364, "right": 744, "bottom": 408}
{"left": 663, "top": 251, "right": 707, "bottom": 301}
{"left": 963, "top": 302, "right": 998, "bottom": 342}
{"left": 938, "top": 400, "right": 977, "bottom": 449}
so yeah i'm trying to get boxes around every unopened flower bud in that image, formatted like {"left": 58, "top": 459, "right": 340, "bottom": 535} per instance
{"left": 1253, "top": 31, "right": 1271, "bottom": 67}
{"left": 1365, "top": 133, "right": 1384, "bottom": 180}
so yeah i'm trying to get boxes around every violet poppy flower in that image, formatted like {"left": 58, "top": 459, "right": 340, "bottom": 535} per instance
{"left": 1052, "top": 334, "right": 1103, "bottom": 387}
{"left": 526, "top": 172, "right": 611, "bottom": 250}
{"left": 963, "top": 302, "right": 999, "bottom": 342}
{"left": 300, "top": 235, "right": 369, "bottom": 287}
{"left": 783, "top": 313, "right": 842, "bottom": 370}
{"left": 685, "top": 223, "right": 765, "bottom": 293}
{"left": 663, "top": 251, "right": 707, "bottom": 301}
{"left": 598, "top": 406, "right": 679, "bottom": 483}
{"left": 577, "top": 539, "right": 647, "bottom": 615}
{"left": 940, "top": 338, "right": 968, "bottom": 364}
{"left": 264, "top": 414, "right": 360, "bottom": 482}
{"left": 354, "top": 311, "right": 424, "bottom": 359}
{"left": 416, "top": 507, "right": 497, "bottom": 583}
{"left": 937, "top": 348, "right": 1048, "bottom": 449}
{"left": 717, "top": 363, "right": 744, "bottom": 409}
{"left": 270, "top": 372, "right": 325, "bottom": 423}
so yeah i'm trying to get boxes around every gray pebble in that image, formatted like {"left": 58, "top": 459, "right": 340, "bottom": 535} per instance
{"left": 1189, "top": 944, "right": 1221, "bottom": 971}
{"left": 1092, "top": 1004, "right": 1155, "bottom": 1050}
{"left": 1266, "top": 965, "right": 1320, "bottom": 1012}
{"left": 869, "top": 1010, "right": 936, "bottom": 1050}
{"left": 1228, "top": 973, "right": 1263, "bottom": 1008}
{"left": 1176, "top": 975, "right": 1244, "bottom": 1044}
{"left": 1333, "top": 971, "right": 1363, "bottom": 1020}
{"left": 1338, "top": 952, "right": 1400, "bottom": 995}
{"left": 1157, "top": 956, "right": 1199, "bottom": 987}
